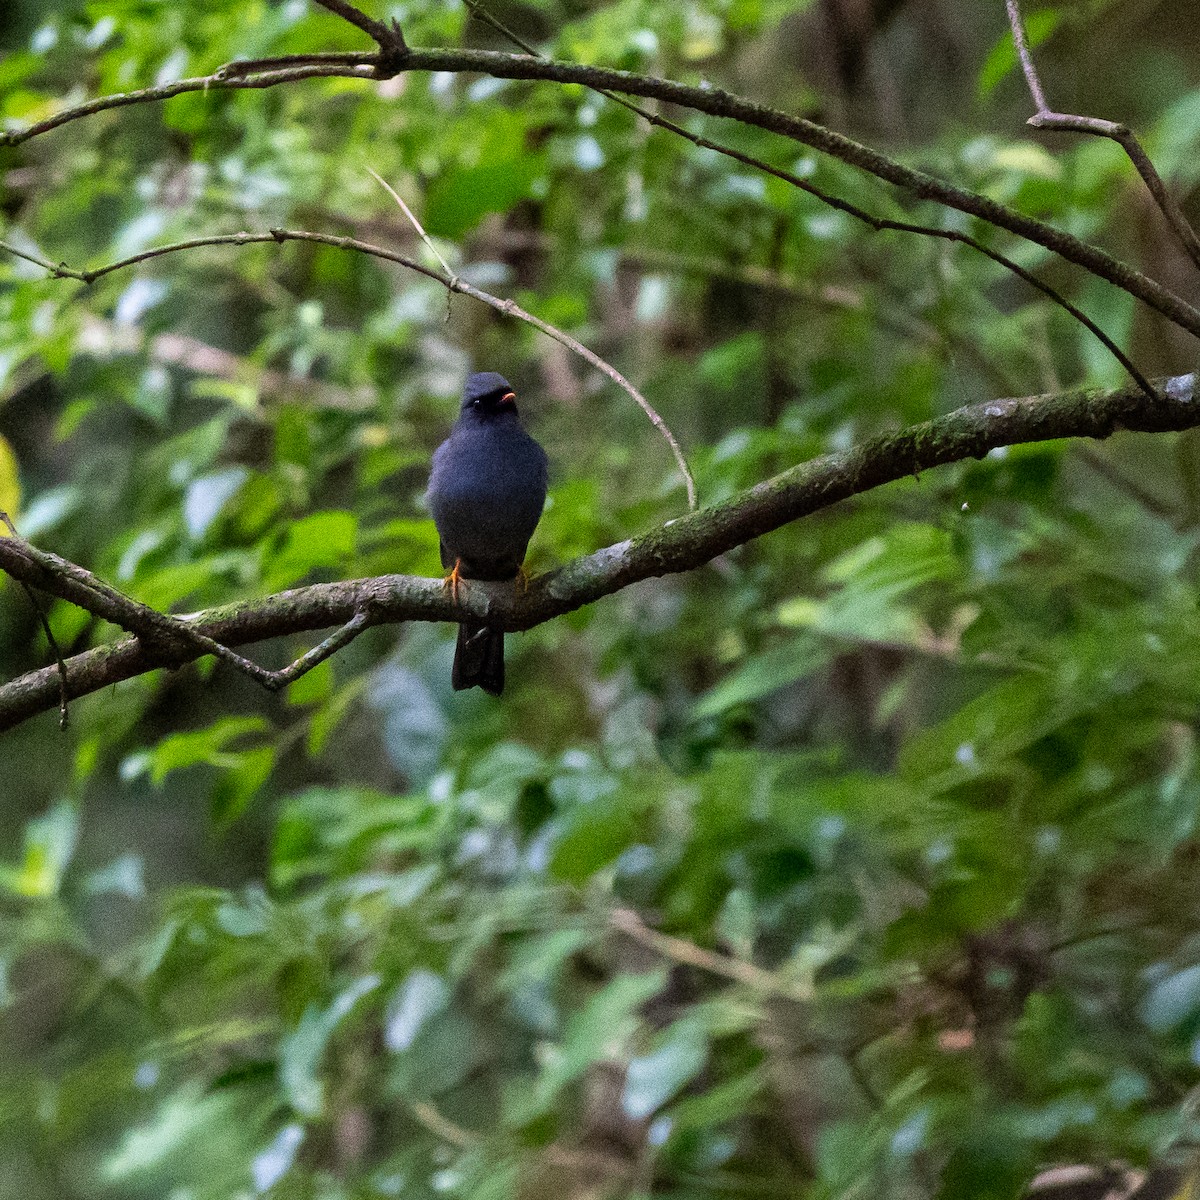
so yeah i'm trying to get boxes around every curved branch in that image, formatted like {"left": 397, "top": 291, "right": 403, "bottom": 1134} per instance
{"left": 463, "top": 0, "right": 1152, "bottom": 396}
{"left": 1005, "top": 0, "right": 1200, "bottom": 273}
{"left": 0, "top": 63, "right": 380, "bottom": 143}
{"left": 3, "top": 48, "right": 1198, "bottom": 338}
{"left": 2, "top": 370, "right": 1196, "bottom": 733}
{"left": 0, "top": 226, "right": 697, "bottom": 507}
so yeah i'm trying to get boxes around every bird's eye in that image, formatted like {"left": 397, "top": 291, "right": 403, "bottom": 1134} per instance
{"left": 472, "top": 399, "right": 481, "bottom": 408}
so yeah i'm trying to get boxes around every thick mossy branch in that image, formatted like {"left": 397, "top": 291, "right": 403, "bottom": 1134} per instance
{"left": 1, "top": 372, "right": 1196, "bottom": 732}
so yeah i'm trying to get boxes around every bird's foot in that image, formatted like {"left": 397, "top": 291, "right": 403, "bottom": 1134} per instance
{"left": 443, "top": 559, "right": 464, "bottom": 605}
{"left": 515, "top": 565, "right": 531, "bottom": 594}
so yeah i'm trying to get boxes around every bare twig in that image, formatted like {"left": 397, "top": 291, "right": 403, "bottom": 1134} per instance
{"left": 1004, "top": 0, "right": 1050, "bottom": 113}
{"left": 0, "top": 227, "right": 699, "bottom": 507}
{"left": 262, "top": 611, "right": 374, "bottom": 690}
{"left": 1, "top": 513, "right": 69, "bottom": 729}
{"left": 0, "top": 522, "right": 283, "bottom": 681}
{"left": 463, "top": 0, "right": 1153, "bottom": 399}
{"left": 367, "top": 169, "right": 454, "bottom": 277}
{"left": 609, "top": 908, "right": 814, "bottom": 1002}
{"left": 366, "top": 167, "right": 458, "bottom": 324}
{"left": 311, "top": 0, "right": 395, "bottom": 45}
{"left": 369, "top": 172, "right": 698, "bottom": 504}
{"left": 665, "top": 147, "right": 1155, "bottom": 396}
{"left": 1004, "top": 0, "right": 1200, "bottom": 273}
{"left": 457, "top": 291, "right": 698, "bottom": 508}
{"left": 3, "top": 48, "right": 1199, "bottom": 339}
{"left": 309, "top": 0, "right": 408, "bottom": 74}
{"left": 215, "top": 51, "right": 373, "bottom": 76}
{"left": 0, "top": 239, "right": 64, "bottom": 276}
{"left": 0, "top": 64, "right": 379, "bottom": 145}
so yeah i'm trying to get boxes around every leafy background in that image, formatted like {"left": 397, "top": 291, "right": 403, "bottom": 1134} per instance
{"left": 3, "top": 0, "right": 1200, "bottom": 1195}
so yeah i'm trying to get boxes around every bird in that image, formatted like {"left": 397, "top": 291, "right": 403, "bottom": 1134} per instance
{"left": 426, "top": 371, "right": 548, "bottom": 696}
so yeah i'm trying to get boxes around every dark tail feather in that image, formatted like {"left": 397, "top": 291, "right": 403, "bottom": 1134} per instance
{"left": 452, "top": 624, "right": 505, "bottom": 695}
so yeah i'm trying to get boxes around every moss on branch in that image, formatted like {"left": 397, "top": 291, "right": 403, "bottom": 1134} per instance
{"left": 1, "top": 372, "right": 1195, "bottom": 732}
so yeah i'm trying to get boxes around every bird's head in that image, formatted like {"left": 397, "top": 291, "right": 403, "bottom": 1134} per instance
{"left": 462, "top": 371, "right": 519, "bottom": 418}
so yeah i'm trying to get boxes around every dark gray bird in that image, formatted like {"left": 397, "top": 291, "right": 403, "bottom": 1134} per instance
{"left": 427, "top": 371, "right": 548, "bottom": 695}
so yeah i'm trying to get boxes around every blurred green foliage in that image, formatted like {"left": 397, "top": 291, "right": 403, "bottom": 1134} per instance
{"left": 3, "top": 0, "right": 1200, "bottom": 1196}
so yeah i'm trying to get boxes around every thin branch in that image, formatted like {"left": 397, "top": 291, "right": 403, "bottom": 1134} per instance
{"left": 464, "top": 0, "right": 1153, "bottom": 397}
{"left": 0, "top": 239, "right": 64, "bottom": 276}
{"left": 408, "top": 1102, "right": 476, "bottom": 1149}
{"left": 0, "top": 522, "right": 273, "bottom": 677}
{"left": 608, "top": 908, "right": 813, "bottom": 1002}
{"left": 0, "top": 520, "right": 374, "bottom": 694}
{"left": 667, "top": 149, "right": 1154, "bottom": 396}
{"left": 55, "top": 229, "right": 444, "bottom": 286}
{"left": 1004, "top": 0, "right": 1050, "bottom": 112}
{"left": 309, "top": 0, "right": 408, "bottom": 74}
{"left": 263, "top": 610, "right": 374, "bottom": 690}
{"left": 455, "top": 287, "right": 699, "bottom": 509}
{"left": 379, "top": 173, "right": 700, "bottom": 502}
{"left": 1, "top": 514, "right": 69, "bottom": 730}
{"left": 367, "top": 168, "right": 454, "bottom": 277}
{"left": 311, "top": 0, "right": 397, "bottom": 47}
{"left": 0, "top": 64, "right": 379, "bottom": 145}
{"left": 215, "top": 51, "right": 374, "bottom": 75}
{"left": 3, "top": 49, "right": 1199, "bottom": 339}
{"left": 2, "top": 369, "right": 1197, "bottom": 732}
{"left": 0, "top": 227, "right": 699, "bottom": 507}
{"left": 1004, "top": 0, "right": 1200, "bottom": 273}
{"left": 1074, "top": 444, "right": 1179, "bottom": 522}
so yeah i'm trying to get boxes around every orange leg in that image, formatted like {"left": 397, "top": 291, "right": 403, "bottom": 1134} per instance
{"left": 443, "top": 559, "right": 464, "bottom": 605}
{"left": 515, "top": 564, "right": 531, "bottom": 594}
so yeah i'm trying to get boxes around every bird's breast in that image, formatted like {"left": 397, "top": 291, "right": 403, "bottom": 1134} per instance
{"left": 428, "top": 423, "right": 548, "bottom": 570}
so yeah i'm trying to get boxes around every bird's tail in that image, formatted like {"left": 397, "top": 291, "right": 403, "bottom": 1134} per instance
{"left": 452, "top": 624, "right": 505, "bottom": 695}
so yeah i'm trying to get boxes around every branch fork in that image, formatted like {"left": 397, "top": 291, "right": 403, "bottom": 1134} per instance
{"left": 310, "top": 0, "right": 408, "bottom": 76}
{"left": 3, "top": 372, "right": 1200, "bottom": 731}
{"left": 0, "top": 517, "right": 378, "bottom": 728}
{"left": 1004, "top": 0, "right": 1200, "bottom": 273}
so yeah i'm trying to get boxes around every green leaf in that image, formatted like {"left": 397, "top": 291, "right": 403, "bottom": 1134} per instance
{"left": 423, "top": 111, "right": 546, "bottom": 239}
{"left": 261, "top": 510, "right": 357, "bottom": 591}
{"left": 210, "top": 745, "right": 275, "bottom": 825}
{"left": 280, "top": 974, "right": 381, "bottom": 1118}
{"left": 460, "top": 742, "right": 548, "bottom": 822}
{"left": 0, "top": 801, "right": 79, "bottom": 898}
{"left": 384, "top": 969, "right": 451, "bottom": 1052}
{"left": 251, "top": 1123, "right": 305, "bottom": 1193}
{"left": 1147, "top": 89, "right": 1200, "bottom": 185}
{"left": 690, "top": 635, "right": 828, "bottom": 720}
{"left": 549, "top": 796, "right": 640, "bottom": 882}
{"left": 286, "top": 656, "right": 333, "bottom": 707}
{"left": 147, "top": 717, "right": 269, "bottom": 785}
{"left": 937, "top": 1127, "right": 1032, "bottom": 1200}
{"left": 102, "top": 1085, "right": 247, "bottom": 1182}
{"left": 532, "top": 971, "right": 667, "bottom": 1110}
{"left": 622, "top": 1018, "right": 708, "bottom": 1119}
{"left": 183, "top": 467, "right": 249, "bottom": 540}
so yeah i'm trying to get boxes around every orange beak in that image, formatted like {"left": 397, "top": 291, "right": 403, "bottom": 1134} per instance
{"left": 500, "top": 392, "right": 517, "bottom": 406}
